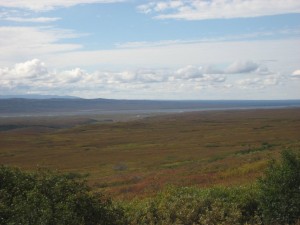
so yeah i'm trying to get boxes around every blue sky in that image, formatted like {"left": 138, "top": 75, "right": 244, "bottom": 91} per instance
{"left": 0, "top": 0, "right": 300, "bottom": 99}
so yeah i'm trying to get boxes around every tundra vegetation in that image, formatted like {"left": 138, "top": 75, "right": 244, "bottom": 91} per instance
{"left": 0, "top": 150, "right": 299, "bottom": 224}
{"left": 0, "top": 108, "right": 300, "bottom": 224}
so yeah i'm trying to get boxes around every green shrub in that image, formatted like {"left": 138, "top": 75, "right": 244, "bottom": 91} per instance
{"left": 258, "top": 150, "right": 300, "bottom": 224}
{"left": 124, "top": 185, "right": 261, "bottom": 225}
{"left": 0, "top": 166, "right": 125, "bottom": 225}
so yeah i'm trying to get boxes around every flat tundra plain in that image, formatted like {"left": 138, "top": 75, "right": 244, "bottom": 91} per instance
{"left": 1, "top": 108, "right": 300, "bottom": 199}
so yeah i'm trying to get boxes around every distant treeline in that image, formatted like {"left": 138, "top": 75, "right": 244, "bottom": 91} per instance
{"left": 0, "top": 150, "right": 299, "bottom": 225}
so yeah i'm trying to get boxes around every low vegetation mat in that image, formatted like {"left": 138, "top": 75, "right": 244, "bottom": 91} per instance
{"left": 1, "top": 150, "right": 299, "bottom": 225}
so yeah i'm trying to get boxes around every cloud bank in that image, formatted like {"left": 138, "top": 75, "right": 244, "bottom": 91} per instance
{"left": 0, "top": 59, "right": 291, "bottom": 99}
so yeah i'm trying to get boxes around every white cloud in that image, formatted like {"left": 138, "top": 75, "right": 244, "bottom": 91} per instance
{"left": 236, "top": 74, "right": 282, "bottom": 89}
{"left": 226, "top": 60, "right": 259, "bottom": 74}
{"left": 255, "top": 64, "right": 272, "bottom": 75}
{"left": 202, "top": 74, "right": 226, "bottom": 83}
{"left": 0, "top": 8, "right": 61, "bottom": 23}
{"left": 129, "top": 60, "right": 271, "bottom": 77}
{"left": 134, "top": 69, "right": 168, "bottom": 83}
{"left": 1, "top": 59, "right": 297, "bottom": 99}
{"left": 263, "top": 75, "right": 281, "bottom": 86}
{"left": 291, "top": 69, "right": 300, "bottom": 78}
{"left": 13, "top": 59, "right": 48, "bottom": 78}
{"left": 59, "top": 68, "right": 87, "bottom": 84}
{"left": 0, "top": 0, "right": 126, "bottom": 11}
{"left": 0, "top": 23, "right": 298, "bottom": 72}
{"left": 0, "top": 59, "right": 227, "bottom": 96}
{"left": 40, "top": 39, "right": 300, "bottom": 73}
{"left": 137, "top": 1, "right": 184, "bottom": 14}
{"left": 225, "top": 60, "right": 275, "bottom": 75}
{"left": 0, "top": 59, "right": 49, "bottom": 88}
{"left": 202, "top": 65, "right": 224, "bottom": 75}
{"left": 116, "top": 40, "right": 190, "bottom": 48}
{"left": 116, "top": 29, "right": 299, "bottom": 49}
{"left": 0, "top": 26, "right": 83, "bottom": 66}
{"left": 2, "top": 17, "right": 61, "bottom": 23}
{"left": 0, "top": 59, "right": 51, "bottom": 90}
{"left": 175, "top": 65, "right": 203, "bottom": 79}
{"left": 138, "top": 0, "right": 300, "bottom": 20}
{"left": 237, "top": 77, "right": 261, "bottom": 88}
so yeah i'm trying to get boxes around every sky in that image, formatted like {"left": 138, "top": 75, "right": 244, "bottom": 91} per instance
{"left": 0, "top": 0, "right": 300, "bottom": 100}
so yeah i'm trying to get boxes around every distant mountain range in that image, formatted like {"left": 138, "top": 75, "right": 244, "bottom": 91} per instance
{"left": 1, "top": 97, "right": 300, "bottom": 117}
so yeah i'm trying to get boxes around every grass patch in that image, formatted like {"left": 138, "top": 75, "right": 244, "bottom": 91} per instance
{"left": 207, "top": 155, "right": 226, "bottom": 162}
{"left": 235, "top": 142, "right": 274, "bottom": 155}
{"left": 204, "top": 143, "right": 221, "bottom": 148}
{"left": 161, "top": 160, "right": 191, "bottom": 169}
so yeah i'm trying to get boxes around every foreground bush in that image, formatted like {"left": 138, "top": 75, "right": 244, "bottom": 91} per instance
{"left": 259, "top": 150, "right": 300, "bottom": 225}
{"left": 124, "top": 185, "right": 262, "bottom": 225}
{"left": 0, "top": 167, "right": 125, "bottom": 225}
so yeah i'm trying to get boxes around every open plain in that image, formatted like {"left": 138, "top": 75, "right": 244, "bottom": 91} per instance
{"left": 1, "top": 108, "right": 300, "bottom": 199}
